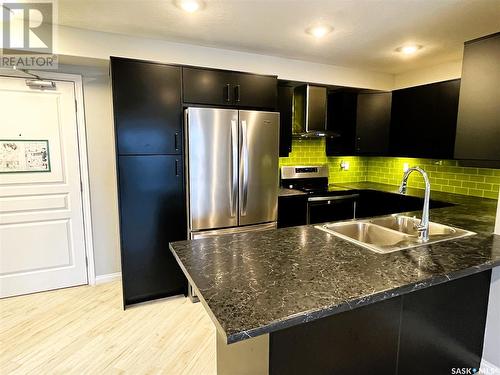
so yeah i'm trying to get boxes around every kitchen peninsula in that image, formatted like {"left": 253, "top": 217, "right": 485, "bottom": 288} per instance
{"left": 170, "top": 183, "right": 500, "bottom": 375}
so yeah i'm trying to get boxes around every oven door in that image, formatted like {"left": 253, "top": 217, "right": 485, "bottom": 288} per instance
{"left": 307, "top": 194, "right": 359, "bottom": 224}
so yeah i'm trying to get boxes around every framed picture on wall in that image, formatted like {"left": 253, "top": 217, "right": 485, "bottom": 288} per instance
{"left": 0, "top": 140, "right": 51, "bottom": 173}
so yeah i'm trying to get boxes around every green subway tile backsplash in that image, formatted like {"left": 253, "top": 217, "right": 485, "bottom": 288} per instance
{"left": 279, "top": 139, "right": 368, "bottom": 183}
{"left": 367, "top": 157, "right": 500, "bottom": 199}
{"left": 279, "top": 139, "right": 500, "bottom": 199}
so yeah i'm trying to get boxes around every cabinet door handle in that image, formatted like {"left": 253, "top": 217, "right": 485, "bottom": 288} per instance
{"left": 175, "top": 159, "right": 180, "bottom": 177}
{"left": 225, "top": 84, "right": 231, "bottom": 102}
{"left": 235, "top": 85, "right": 241, "bottom": 102}
{"left": 174, "top": 132, "right": 179, "bottom": 151}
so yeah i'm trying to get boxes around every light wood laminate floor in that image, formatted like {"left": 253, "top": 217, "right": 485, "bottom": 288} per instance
{"left": 0, "top": 281, "right": 216, "bottom": 374}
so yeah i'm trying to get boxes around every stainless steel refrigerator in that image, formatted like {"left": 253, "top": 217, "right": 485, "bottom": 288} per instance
{"left": 185, "top": 107, "right": 280, "bottom": 239}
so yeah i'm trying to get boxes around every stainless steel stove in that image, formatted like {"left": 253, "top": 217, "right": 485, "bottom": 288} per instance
{"left": 280, "top": 165, "right": 359, "bottom": 224}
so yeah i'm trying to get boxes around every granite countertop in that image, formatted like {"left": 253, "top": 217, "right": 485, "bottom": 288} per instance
{"left": 170, "top": 182, "right": 500, "bottom": 344}
{"left": 278, "top": 187, "right": 308, "bottom": 197}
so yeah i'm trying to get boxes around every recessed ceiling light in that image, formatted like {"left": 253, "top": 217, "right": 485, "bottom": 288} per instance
{"left": 396, "top": 44, "right": 423, "bottom": 55}
{"left": 306, "top": 24, "right": 334, "bottom": 39}
{"left": 175, "top": 0, "right": 203, "bottom": 13}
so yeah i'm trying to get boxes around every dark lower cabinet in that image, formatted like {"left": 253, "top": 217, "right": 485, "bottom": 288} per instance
{"left": 110, "top": 57, "right": 182, "bottom": 155}
{"left": 356, "top": 190, "right": 453, "bottom": 218}
{"left": 277, "top": 195, "right": 307, "bottom": 228}
{"left": 390, "top": 79, "right": 460, "bottom": 159}
{"left": 270, "top": 297, "right": 402, "bottom": 374}
{"left": 269, "top": 270, "right": 491, "bottom": 374}
{"left": 397, "top": 271, "right": 491, "bottom": 375}
{"left": 308, "top": 196, "right": 357, "bottom": 224}
{"left": 118, "top": 155, "right": 187, "bottom": 306}
{"left": 279, "top": 190, "right": 453, "bottom": 227}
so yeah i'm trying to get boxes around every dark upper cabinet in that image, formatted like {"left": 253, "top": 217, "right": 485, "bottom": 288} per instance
{"left": 390, "top": 79, "right": 460, "bottom": 159}
{"left": 118, "top": 155, "right": 187, "bottom": 306}
{"left": 355, "top": 92, "right": 391, "bottom": 155}
{"left": 182, "top": 67, "right": 235, "bottom": 106}
{"left": 110, "top": 57, "right": 182, "bottom": 155}
{"left": 326, "top": 92, "right": 358, "bottom": 156}
{"left": 182, "top": 67, "right": 277, "bottom": 109}
{"left": 326, "top": 92, "right": 391, "bottom": 156}
{"left": 455, "top": 33, "right": 500, "bottom": 161}
{"left": 234, "top": 73, "right": 278, "bottom": 109}
{"left": 277, "top": 85, "right": 293, "bottom": 157}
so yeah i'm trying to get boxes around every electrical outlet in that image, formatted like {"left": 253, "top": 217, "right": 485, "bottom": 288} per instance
{"left": 340, "top": 161, "right": 350, "bottom": 171}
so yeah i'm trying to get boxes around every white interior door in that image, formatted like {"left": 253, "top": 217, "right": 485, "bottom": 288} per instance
{"left": 0, "top": 76, "right": 88, "bottom": 298}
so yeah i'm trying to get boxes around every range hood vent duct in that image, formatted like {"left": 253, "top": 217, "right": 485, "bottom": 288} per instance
{"left": 292, "top": 84, "right": 339, "bottom": 139}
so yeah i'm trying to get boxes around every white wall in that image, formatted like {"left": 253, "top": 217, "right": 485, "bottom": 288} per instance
{"left": 482, "top": 268, "right": 500, "bottom": 369}
{"left": 56, "top": 63, "right": 122, "bottom": 277}
{"left": 393, "top": 60, "right": 462, "bottom": 89}
{"left": 79, "top": 69, "right": 121, "bottom": 277}
{"left": 55, "top": 26, "right": 395, "bottom": 90}
{"left": 481, "top": 192, "right": 500, "bottom": 370}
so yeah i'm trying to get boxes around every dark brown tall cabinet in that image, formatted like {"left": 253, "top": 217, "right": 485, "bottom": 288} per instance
{"left": 454, "top": 32, "right": 500, "bottom": 162}
{"left": 111, "top": 57, "right": 187, "bottom": 307}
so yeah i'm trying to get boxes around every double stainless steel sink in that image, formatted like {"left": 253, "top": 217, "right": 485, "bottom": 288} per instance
{"left": 315, "top": 215, "right": 475, "bottom": 254}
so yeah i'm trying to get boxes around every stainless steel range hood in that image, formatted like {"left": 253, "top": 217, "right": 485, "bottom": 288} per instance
{"left": 292, "top": 84, "right": 339, "bottom": 139}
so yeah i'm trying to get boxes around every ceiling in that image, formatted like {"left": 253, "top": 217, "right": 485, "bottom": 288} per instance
{"left": 58, "top": 0, "right": 500, "bottom": 74}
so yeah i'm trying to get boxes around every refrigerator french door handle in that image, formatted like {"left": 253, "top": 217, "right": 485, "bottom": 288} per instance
{"left": 230, "top": 119, "right": 238, "bottom": 218}
{"left": 241, "top": 119, "right": 249, "bottom": 216}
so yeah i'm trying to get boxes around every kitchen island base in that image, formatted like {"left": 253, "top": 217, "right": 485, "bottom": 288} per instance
{"left": 217, "top": 270, "right": 491, "bottom": 375}
{"left": 217, "top": 332, "right": 269, "bottom": 375}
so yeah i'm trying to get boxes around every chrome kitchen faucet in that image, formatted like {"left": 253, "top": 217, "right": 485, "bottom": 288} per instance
{"left": 398, "top": 167, "right": 431, "bottom": 241}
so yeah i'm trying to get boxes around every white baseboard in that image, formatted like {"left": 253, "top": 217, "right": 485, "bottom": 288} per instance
{"left": 480, "top": 359, "right": 500, "bottom": 374}
{"left": 95, "top": 272, "right": 122, "bottom": 285}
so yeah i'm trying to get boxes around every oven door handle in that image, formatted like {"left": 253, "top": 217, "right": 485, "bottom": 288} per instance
{"left": 307, "top": 194, "right": 359, "bottom": 202}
